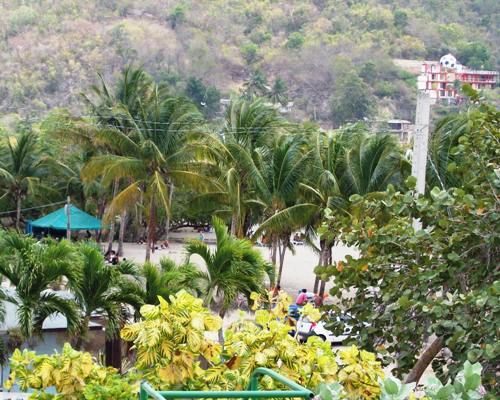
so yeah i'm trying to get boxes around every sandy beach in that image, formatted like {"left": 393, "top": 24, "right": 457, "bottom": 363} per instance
{"left": 117, "top": 228, "right": 359, "bottom": 296}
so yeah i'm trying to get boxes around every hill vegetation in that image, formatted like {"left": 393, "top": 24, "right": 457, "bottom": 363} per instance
{"left": 0, "top": 0, "right": 498, "bottom": 126}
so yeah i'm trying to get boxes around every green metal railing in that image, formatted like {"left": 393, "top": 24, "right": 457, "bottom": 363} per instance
{"left": 139, "top": 367, "right": 315, "bottom": 400}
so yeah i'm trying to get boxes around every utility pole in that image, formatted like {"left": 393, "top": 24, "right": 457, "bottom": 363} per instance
{"left": 411, "top": 92, "right": 431, "bottom": 230}
{"left": 65, "top": 196, "right": 71, "bottom": 240}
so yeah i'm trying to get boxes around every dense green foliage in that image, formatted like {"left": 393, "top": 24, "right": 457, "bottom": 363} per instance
{"left": 73, "top": 243, "right": 143, "bottom": 348}
{"left": 139, "top": 258, "right": 205, "bottom": 305}
{"left": 5, "top": 343, "right": 137, "bottom": 399}
{"left": 318, "top": 360, "right": 486, "bottom": 399}
{"left": 319, "top": 91, "right": 499, "bottom": 391}
{"left": 0, "top": 1, "right": 498, "bottom": 124}
{"left": 186, "top": 216, "right": 273, "bottom": 318}
{"left": 0, "top": 233, "right": 81, "bottom": 339}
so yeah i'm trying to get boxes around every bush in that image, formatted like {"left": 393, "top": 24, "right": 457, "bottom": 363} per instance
{"left": 120, "top": 291, "right": 384, "bottom": 396}
{"left": 286, "top": 32, "right": 305, "bottom": 49}
{"left": 241, "top": 43, "right": 259, "bottom": 64}
{"left": 317, "top": 360, "right": 487, "bottom": 399}
{"left": 7, "top": 6, "right": 37, "bottom": 36}
{"left": 5, "top": 291, "right": 491, "bottom": 399}
{"left": 374, "top": 81, "right": 396, "bottom": 98}
{"left": 5, "top": 343, "right": 136, "bottom": 399}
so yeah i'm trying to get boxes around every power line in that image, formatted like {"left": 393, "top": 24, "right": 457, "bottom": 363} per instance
{"left": 2, "top": 116, "right": 292, "bottom": 131}
{"left": 0, "top": 200, "right": 67, "bottom": 216}
{"left": 0, "top": 115, "right": 395, "bottom": 134}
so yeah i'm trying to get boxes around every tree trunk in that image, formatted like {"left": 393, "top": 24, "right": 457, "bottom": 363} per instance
{"left": 105, "top": 336, "right": 122, "bottom": 372}
{"left": 75, "top": 315, "right": 91, "bottom": 350}
{"left": 218, "top": 309, "right": 226, "bottom": 346}
{"left": 276, "top": 239, "right": 287, "bottom": 287}
{"left": 314, "top": 241, "right": 325, "bottom": 292}
{"left": 117, "top": 210, "right": 127, "bottom": 257}
{"left": 313, "top": 251, "right": 322, "bottom": 293}
{"left": 405, "top": 336, "right": 444, "bottom": 384}
{"left": 106, "top": 219, "right": 116, "bottom": 253}
{"left": 270, "top": 235, "right": 278, "bottom": 266}
{"left": 96, "top": 199, "right": 107, "bottom": 242}
{"left": 318, "top": 278, "right": 327, "bottom": 297}
{"left": 230, "top": 211, "right": 237, "bottom": 236}
{"left": 15, "top": 195, "right": 22, "bottom": 232}
{"left": 138, "top": 191, "right": 144, "bottom": 227}
{"left": 145, "top": 194, "right": 156, "bottom": 262}
{"left": 165, "top": 183, "right": 174, "bottom": 240}
{"left": 106, "top": 180, "right": 119, "bottom": 254}
{"left": 318, "top": 242, "right": 331, "bottom": 297}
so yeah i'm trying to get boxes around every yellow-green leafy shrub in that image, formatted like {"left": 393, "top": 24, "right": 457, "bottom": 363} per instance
{"left": 5, "top": 343, "right": 135, "bottom": 399}
{"left": 120, "top": 291, "right": 223, "bottom": 386}
{"left": 7, "top": 291, "right": 385, "bottom": 400}
{"left": 122, "top": 290, "right": 384, "bottom": 398}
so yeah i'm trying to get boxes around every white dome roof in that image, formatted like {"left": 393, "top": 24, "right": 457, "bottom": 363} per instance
{"left": 440, "top": 54, "right": 457, "bottom": 69}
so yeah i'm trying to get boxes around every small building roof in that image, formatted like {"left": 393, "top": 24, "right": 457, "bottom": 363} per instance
{"left": 0, "top": 289, "right": 103, "bottom": 332}
{"left": 388, "top": 119, "right": 411, "bottom": 124}
{"left": 30, "top": 205, "right": 101, "bottom": 231}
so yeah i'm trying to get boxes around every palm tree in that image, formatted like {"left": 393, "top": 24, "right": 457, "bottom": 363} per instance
{"left": 255, "top": 127, "right": 408, "bottom": 295}
{"left": 0, "top": 132, "right": 48, "bottom": 231}
{"left": 340, "top": 132, "right": 408, "bottom": 197}
{"left": 427, "top": 112, "right": 471, "bottom": 191}
{"left": 83, "top": 67, "right": 154, "bottom": 255}
{"left": 72, "top": 243, "right": 143, "bottom": 349}
{"left": 83, "top": 66, "right": 152, "bottom": 128}
{"left": 197, "top": 98, "right": 286, "bottom": 237}
{"left": 140, "top": 258, "right": 205, "bottom": 305}
{"left": 186, "top": 216, "right": 273, "bottom": 341}
{"left": 81, "top": 76, "right": 206, "bottom": 261}
{"left": 314, "top": 129, "right": 408, "bottom": 295}
{"left": 241, "top": 70, "right": 270, "bottom": 99}
{"left": 268, "top": 77, "right": 289, "bottom": 107}
{"left": 298, "top": 129, "right": 350, "bottom": 293}
{"left": 251, "top": 134, "right": 314, "bottom": 286}
{"left": 0, "top": 233, "right": 81, "bottom": 340}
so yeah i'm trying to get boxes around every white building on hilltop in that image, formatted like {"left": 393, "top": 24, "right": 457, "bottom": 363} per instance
{"left": 417, "top": 54, "right": 498, "bottom": 103}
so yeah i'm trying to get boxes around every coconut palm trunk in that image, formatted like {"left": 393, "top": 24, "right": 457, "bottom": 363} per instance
{"left": 138, "top": 191, "right": 144, "bottom": 226}
{"left": 106, "top": 223, "right": 115, "bottom": 254}
{"left": 318, "top": 244, "right": 332, "bottom": 297}
{"left": 145, "top": 194, "right": 156, "bottom": 262}
{"left": 230, "top": 214, "right": 237, "bottom": 236}
{"left": 117, "top": 210, "right": 127, "bottom": 256}
{"left": 165, "top": 183, "right": 174, "bottom": 240}
{"left": 313, "top": 250, "right": 322, "bottom": 293}
{"left": 276, "top": 237, "right": 287, "bottom": 287}
{"left": 314, "top": 239, "right": 326, "bottom": 293}
{"left": 15, "top": 195, "right": 22, "bottom": 232}
{"left": 106, "top": 180, "right": 119, "bottom": 253}
{"left": 270, "top": 235, "right": 278, "bottom": 266}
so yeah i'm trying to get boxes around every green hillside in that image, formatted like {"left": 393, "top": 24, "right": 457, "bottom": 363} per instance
{"left": 0, "top": 0, "right": 498, "bottom": 125}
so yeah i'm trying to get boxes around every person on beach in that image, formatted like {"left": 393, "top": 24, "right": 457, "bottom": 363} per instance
{"left": 295, "top": 288, "right": 308, "bottom": 306}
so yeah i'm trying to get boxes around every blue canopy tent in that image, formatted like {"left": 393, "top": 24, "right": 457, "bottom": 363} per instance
{"left": 26, "top": 205, "right": 102, "bottom": 235}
